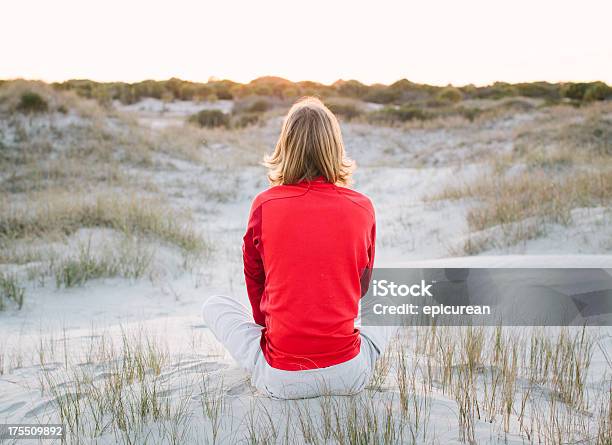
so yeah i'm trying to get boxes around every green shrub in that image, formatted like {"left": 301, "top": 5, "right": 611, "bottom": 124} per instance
{"left": 583, "top": 82, "right": 612, "bottom": 101}
{"left": 248, "top": 99, "right": 270, "bottom": 113}
{"left": 426, "top": 97, "right": 453, "bottom": 108}
{"left": 16, "top": 92, "right": 48, "bottom": 113}
{"left": 560, "top": 81, "right": 610, "bottom": 101}
{"left": 458, "top": 107, "right": 482, "bottom": 122}
{"left": 281, "top": 86, "right": 300, "bottom": 99}
{"left": 474, "top": 82, "right": 518, "bottom": 99}
{"left": 324, "top": 100, "right": 363, "bottom": 120}
{"left": 515, "top": 82, "right": 561, "bottom": 100}
{"left": 246, "top": 76, "right": 298, "bottom": 99}
{"left": 188, "top": 109, "right": 230, "bottom": 128}
{"left": 460, "top": 84, "right": 478, "bottom": 99}
{"left": 437, "top": 86, "right": 463, "bottom": 103}
{"left": 363, "top": 86, "right": 399, "bottom": 104}
{"left": 334, "top": 80, "right": 369, "bottom": 98}
{"left": 253, "top": 85, "right": 271, "bottom": 96}
{"left": 214, "top": 89, "right": 233, "bottom": 100}
{"left": 562, "top": 83, "right": 590, "bottom": 101}
{"left": 233, "top": 113, "right": 260, "bottom": 128}
{"left": 373, "top": 105, "right": 431, "bottom": 123}
{"left": 497, "top": 99, "right": 536, "bottom": 112}
{"left": 117, "top": 86, "right": 136, "bottom": 105}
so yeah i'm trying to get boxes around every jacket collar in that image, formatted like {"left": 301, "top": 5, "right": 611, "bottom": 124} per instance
{"left": 296, "top": 175, "right": 334, "bottom": 187}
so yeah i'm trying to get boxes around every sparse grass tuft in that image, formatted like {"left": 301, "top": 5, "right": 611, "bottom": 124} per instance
{"left": 434, "top": 169, "right": 610, "bottom": 232}
{"left": 528, "top": 326, "right": 594, "bottom": 410}
{"left": 200, "top": 375, "right": 226, "bottom": 444}
{"left": 53, "top": 238, "right": 154, "bottom": 288}
{"left": 512, "top": 111, "right": 612, "bottom": 168}
{"left": 595, "top": 383, "right": 611, "bottom": 445}
{"left": 39, "top": 328, "right": 192, "bottom": 444}
{"left": 15, "top": 324, "right": 610, "bottom": 444}
{"left": 432, "top": 168, "right": 611, "bottom": 254}
{"left": 0, "top": 272, "right": 25, "bottom": 310}
{"left": 463, "top": 170, "right": 611, "bottom": 232}
{"left": 427, "top": 104, "right": 612, "bottom": 255}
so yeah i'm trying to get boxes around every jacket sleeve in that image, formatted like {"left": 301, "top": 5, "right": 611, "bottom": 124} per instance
{"left": 360, "top": 221, "right": 376, "bottom": 297}
{"left": 242, "top": 203, "right": 266, "bottom": 326}
{"left": 369, "top": 222, "right": 376, "bottom": 270}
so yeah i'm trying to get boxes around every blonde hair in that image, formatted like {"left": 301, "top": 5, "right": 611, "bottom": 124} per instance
{"left": 264, "top": 97, "right": 354, "bottom": 186}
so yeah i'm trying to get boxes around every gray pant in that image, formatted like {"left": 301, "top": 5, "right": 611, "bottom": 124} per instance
{"left": 201, "top": 295, "right": 398, "bottom": 399}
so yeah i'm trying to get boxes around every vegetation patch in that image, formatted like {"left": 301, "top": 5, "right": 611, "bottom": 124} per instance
{"left": 188, "top": 109, "right": 230, "bottom": 128}
{"left": 16, "top": 91, "right": 48, "bottom": 114}
{"left": 52, "top": 239, "right": 154, "bottom": 288}
{"left": 39, "top": 324, "right": 603, "bottom": 443}
{"left": 432, "top": 167, "right": 611, "bottom": 254}
{"left": 247, "top": 99, "right": 270, "bottom": 113}
{"left": 323, "top": 98, "right": 364, "bottom": 121}
{"left": 0, "top": 273, "right": 24, "bottom": 310}
{"left": 511, "top": 112, "right": 612, "bottom": 169}
{"left": 47, "top": 77, "right": 611, "bottom": 108}
{"left": 435, "top": 170, "right": 611, "bottom": 231}
{"left": 437, "top": 86, "right": 463, "bottom": 103}
{"left": 0, "top": 194, "right": 207, "bottom": 255}
{"left": 429, "top": 105, "right": 612, "bottom": 254}
{"left": 368, "top": 105, "right": 432, "bottom": 124}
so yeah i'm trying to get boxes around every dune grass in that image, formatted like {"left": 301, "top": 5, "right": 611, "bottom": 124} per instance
{"left": 511, "top": 109, "right": 612, "bottom": 169}
{"left": 51, "top": 238, "right": 155, "bottom": 288}
{"left": 440, "top": 170, "right": 611, "bottom": 231}
{"left": 27, "top": 325, "right": 608, "bottom": 444}
{"left": 434, "top": 169, "right": 611, "bottom": 255}
{"left": 39, "top": 328, "right": 187, "bottom": 444}
{"left": 1, "top": 193, "right": 206, "bottom": 254}
{"left": 429, "top": 106, "right": 612, "bottom": 255}
{"left": 0, "top": 192, "right": 209, "bottom": 302}
{"left": 0, "top": 272, "right": 24, "bottom": 310}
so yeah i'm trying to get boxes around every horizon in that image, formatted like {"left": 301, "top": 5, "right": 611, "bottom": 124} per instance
{"left": 4, "top": 74, "right": 612, "bottom": 89}
{"left": 3, "top": 0, "right": 612, "bottom": 87}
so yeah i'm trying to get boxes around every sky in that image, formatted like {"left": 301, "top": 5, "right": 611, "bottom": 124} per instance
{"left": 3, "top": 0, "right": 611, "bottom": 86}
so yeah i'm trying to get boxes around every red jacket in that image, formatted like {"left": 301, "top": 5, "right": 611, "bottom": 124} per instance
{"left": 242, "top": 176, "right": 376, "bottom": 371}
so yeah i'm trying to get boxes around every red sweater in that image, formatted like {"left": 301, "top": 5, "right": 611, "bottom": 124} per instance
{"left": 242, "top": 176, "right": 376, "bottom": 371}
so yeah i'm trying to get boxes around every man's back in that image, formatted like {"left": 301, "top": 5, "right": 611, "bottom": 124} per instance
{"left": 243, "top": 177, "right": 376, "bottom": 370}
